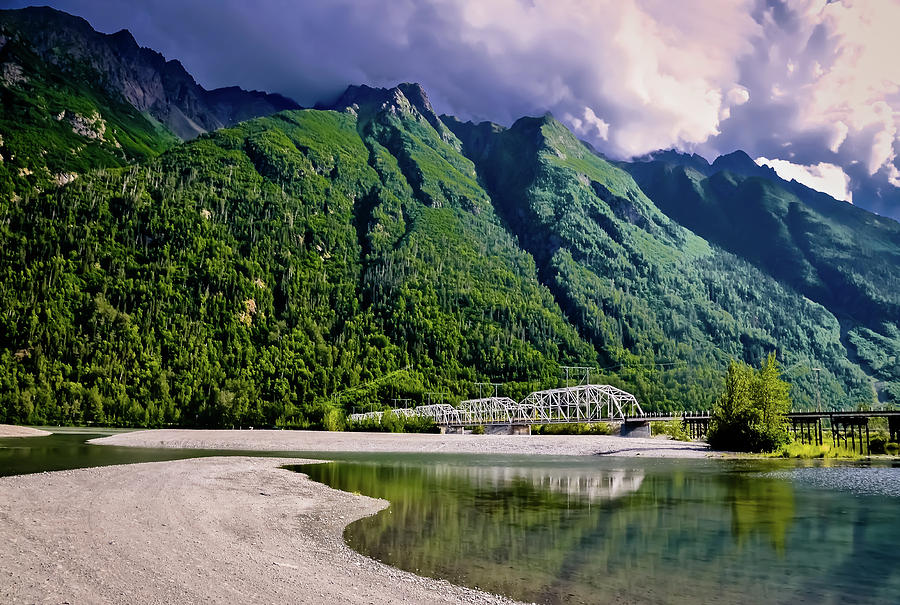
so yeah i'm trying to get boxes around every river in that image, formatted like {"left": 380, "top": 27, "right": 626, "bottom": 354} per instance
{"left": 3, "top": 431, "right": 899, "bottom": 604}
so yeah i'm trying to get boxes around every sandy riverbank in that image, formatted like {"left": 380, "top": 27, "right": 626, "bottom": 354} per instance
{"left": 0, "top": 424, "right": 51, "bottom": 438}
{"left": 91, "top": 428, "right": 716, "bottom": 457}
{"left": 0, "top": 456, "right": 520, "bottom": 604}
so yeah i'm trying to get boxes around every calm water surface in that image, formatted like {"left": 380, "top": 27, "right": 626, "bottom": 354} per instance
{"left": 299, "top": 456, "right": 900, "bottom": 605}
{"left": 4, "top": 433, "right": 899, "bottom": 604}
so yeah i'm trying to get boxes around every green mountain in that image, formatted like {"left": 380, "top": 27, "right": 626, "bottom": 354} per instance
{"left": 0, "top": 10, "right": 894, "bottom": 428}
{"left": 624, "top": 151, "right": 900, "bottom": 404}
{"left": 445, "top": 115, "right": 873, "bottom": 409}
{"left": 0, "top": 6, "right": 298, "bottom": 201}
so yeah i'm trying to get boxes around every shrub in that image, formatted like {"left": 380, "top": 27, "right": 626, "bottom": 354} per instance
{"left": 652, "top": 419, "right": 692, "bottom": 441}
{"left": 348, "top": 410, "right": 439, "bottom": 433}
{"left": 885, "top": 442, "right": 900, "bottom": 456}
{"left": 471, "top": 425, "right": 485, "bottom": 435}
{"left": 869, "top": 432, "right": 888, "bottom": 455}
{"left": 532, "top": 422, "right": 611, "bottom": 435}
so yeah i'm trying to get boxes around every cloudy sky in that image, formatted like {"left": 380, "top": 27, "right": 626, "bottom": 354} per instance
{"left": 7, "top": 0, "right": 900, "bottom": 217}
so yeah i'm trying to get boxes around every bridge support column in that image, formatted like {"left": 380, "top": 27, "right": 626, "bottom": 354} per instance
{"left": 621, "top": 421, "right": 651, "bottom": 438}
{"left": 485, "top": 424, "right": 531, "bottom": 435}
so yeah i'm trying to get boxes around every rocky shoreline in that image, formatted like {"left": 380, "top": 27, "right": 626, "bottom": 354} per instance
{"left": 0, "top": 424, "right": 51, "bottom": 438}
{"left": 0, "top": 457, "right": 522, "bottom": 604}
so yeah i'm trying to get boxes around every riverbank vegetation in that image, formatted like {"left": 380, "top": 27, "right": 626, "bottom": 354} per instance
{"left": 708, "top": 354, "right": 791, "bottom": 452}
{"left": 532, "top": 422, "right": 611, "bottom": 435}
{"left": 773, "top": 442, "right": 861, "bottom": 459}
{"left": 651, "top": 419, "right": 692, "bottom": 441}
{"left": 347, "top": 411, "right": 439, "bottom": 433}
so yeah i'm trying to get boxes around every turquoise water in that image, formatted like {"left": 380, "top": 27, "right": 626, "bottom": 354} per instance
{"left": 299, "top": 456, "right": 900, "bottom": 605}
{"left": 4, "top": 433, "right": 899, "bottom": 604}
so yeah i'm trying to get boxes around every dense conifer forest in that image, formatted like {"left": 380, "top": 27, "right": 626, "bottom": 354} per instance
{"left": 1, "top": 9, "right": 896, "bottom": 428}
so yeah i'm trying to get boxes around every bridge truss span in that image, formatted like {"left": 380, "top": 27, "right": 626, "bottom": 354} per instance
{"left": 350, "top": 384, "right": 643, "bottom": 428}
{"left": 520, "top": 384, "right": 643, "bottom": 424}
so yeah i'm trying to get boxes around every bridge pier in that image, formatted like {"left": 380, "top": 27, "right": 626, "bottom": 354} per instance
{"left": 620, "top": 421, "right": 651, "bottom": 438}
{"left": 485, "top": 424, "right": 531, "bottom": 435}
{"left": 831, "top": 416, "right": 869, "bottom": 454}
{"left": 791, "top": 418, "right": 823, "bottom": 445}
{"left": 684, "top": 417, "right": 710, "bottom": 439}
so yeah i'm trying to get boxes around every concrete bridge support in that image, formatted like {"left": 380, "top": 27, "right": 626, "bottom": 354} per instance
{"left": 485, "top": 424, "right": 531, "bottom": 435}
{"left": 620, "top": 421, "right": 651, "bottom": 438}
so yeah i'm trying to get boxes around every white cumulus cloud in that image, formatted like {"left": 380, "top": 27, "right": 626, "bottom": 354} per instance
{"left": 756, "top": 157, "right": 853, "bottom": 202}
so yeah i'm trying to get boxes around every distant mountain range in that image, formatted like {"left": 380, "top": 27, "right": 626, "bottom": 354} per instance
{"left": 0, "top": 6, "right": 896, "bottom": 428}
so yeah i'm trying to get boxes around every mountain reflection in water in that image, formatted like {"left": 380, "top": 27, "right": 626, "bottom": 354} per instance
{"left": 300, "top": 458, "right": 900, "bottom": 605}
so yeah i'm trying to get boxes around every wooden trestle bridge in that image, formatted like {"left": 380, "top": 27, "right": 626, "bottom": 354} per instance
{"left": 622, "top": 409, "right": 900, "bottom": 453}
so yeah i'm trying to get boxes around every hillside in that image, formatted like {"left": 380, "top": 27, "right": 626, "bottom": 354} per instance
{"left": 0, "top": 9, "right": 896, "bottom": 428}
{"left": 0, "top": 85, "right": 605, "bottom": 427}
{"left": 625, "top": 152, "right": 900, "bottom": 404}
{"left": 446, "top": 115, "right": 874, "bottom": 409}
{"left": 0, "top": 7, "right": 299, "bottom": 140}
{"left": 0, "top": 82, "right": 884, "bottom": 428}
{"left": 0, "top": 6, "right": 298, "bottom": 201}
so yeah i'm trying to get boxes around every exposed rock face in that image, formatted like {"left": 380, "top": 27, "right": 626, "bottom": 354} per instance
{"left": 327, "top": 82, "right": 459, "bottom": 145}
{"left": 0, "top": 59, "right": 26, "bottom": 87}
{"left": 0, "top": 7, "right": 300, "bottom": 140}
{"left": 53, "top": 172, "right": 78, "bottom": 186}
{"left": 58, "top": 110, "right": 110, "bottom": 142}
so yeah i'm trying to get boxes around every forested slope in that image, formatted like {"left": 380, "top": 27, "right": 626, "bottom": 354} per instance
{"left": 625, "top": 153, "right": 900, "bottom": 404}
{"left": 0, "top": 89, "right": 600, "bottom": 427}
{"left": 1, "top": 7, "right": 895, "bottom": 426}
{"left": 447, "top": 115, "right": 874, "bottom": 411}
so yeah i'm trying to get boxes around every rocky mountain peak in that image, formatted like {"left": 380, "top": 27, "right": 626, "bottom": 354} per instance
{"left": 327, "top": 82, "right": 457, "bottom": 144}
{"left": 710, "top": 150, "right": 775, "bottom": 180}
{"left": 0, "top": 6, "right": 300, "bottom": 140}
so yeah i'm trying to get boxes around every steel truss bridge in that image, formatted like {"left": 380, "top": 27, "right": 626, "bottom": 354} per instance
{"left": 349, "top": 384, "right": 644, "bottom": 428}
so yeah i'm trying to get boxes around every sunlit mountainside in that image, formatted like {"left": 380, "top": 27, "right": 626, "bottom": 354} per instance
{"left": 0, "top": 7, "right": 896, "bottom": 428}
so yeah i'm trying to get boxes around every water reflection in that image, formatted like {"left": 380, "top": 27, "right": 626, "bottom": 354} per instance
{"left": 453, "top": 464, "right": 644, "bottom": 503}
{"left": 300, "top": 459, "right": 900, "bottom": 605}
{"left": 725, "top": 474, "right": 794, "bottom": 554}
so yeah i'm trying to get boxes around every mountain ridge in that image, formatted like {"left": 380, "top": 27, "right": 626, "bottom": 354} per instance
{"left": 0, "top": 6, "right": 300, "bottom": 140}
{"left": 0, "top": 10, "right": 896, "bottom": 429}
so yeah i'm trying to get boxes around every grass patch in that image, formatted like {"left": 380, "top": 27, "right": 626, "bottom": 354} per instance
{"left": 772, "top": 442, "right": 862, "bottom": 459}
{"left": 651, "top": 419, "right": 692, "bottom": 441}
{"left": 532, "top": 423, "right": 611, "bottom": 435}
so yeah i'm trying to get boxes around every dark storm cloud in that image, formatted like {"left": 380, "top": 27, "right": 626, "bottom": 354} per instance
{"left": 701, "top": 0, "right": 900, "bottom": 206}
{"left": 4, "top": 0, "right": 899, "bottom": 215}
{"left": 3, "top": 0, "right": 763, "bottom": 154}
